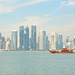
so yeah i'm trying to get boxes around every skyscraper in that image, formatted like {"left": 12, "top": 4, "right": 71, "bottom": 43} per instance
{"left": 39, "top": 30, "right": 46, "bottom": 50}
{"left": 29, "top": 38, "right": 32, "bottom": 50}
{"left": 0, "top": 33, "right": 1, "bottom": 40}
{"left": 65, "top": 36, "right": 71, "bottom": 49}
{"left": 31, "top": 25, "right": 36, "bottom": 50}
{"left": 0, "top": 40, "right": 1, "bottom": 49}
{"left": 19, "top": 26, "right": 24, "bottom": 50}
{"left": 0, "top": 33, "right": 6, "bottom": 49}
{"left": 24, "top": 31, "right": 26, "bottom": 50}
{"left": 73, "top": 37, "right": 75, "bottom": 49}
{"left": 66, "top": 36, "right": 69, "bottom": 43}
{"left": 36, "top": 36, "right": 39, "bottom": 50}
{"left": 6, "top": 38, "right": 11, "bottom": 50}
{"left": 57, "top": 35, "right": 63, "bottom": 50}
{"left": 39, "top": 30, "right": 43, "bottom": 50}
{"left": 11, "top": 30, "right": 17, "bottom": 50}
{"left": 43, "top": 31, "right": 46, "bottom": 50}
{"left": 46, "top": 36, "right": 49, "bottom": 50}
{"left": 24, "top": 27, "right": 29, "bottom": 50}
{"left": 1, "top": 37, "right": 5, "bottom": 49}
{"left": 50, "top": 32, "right": 58, "bottom": 50}
{"left": 69, "top": 40, "right": 72, "bottom": 49}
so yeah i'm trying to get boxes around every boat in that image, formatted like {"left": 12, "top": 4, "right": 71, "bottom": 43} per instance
{"left": 48, "top": 46, "right": 74, "bottom": 53}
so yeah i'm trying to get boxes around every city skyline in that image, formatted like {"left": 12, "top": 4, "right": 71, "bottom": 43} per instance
{"left": 0, "top": 0, "right": 75, "bottom": 40}
{"left": 0, "top": 1, "right": 75, "bottom": 75}
{"left": 0, "top": 25, "right": 75, "bottom": 51}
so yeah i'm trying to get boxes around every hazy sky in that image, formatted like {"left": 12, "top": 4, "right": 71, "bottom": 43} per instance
{"left": 0, "top": 0, "right": 75, "bottom": 40}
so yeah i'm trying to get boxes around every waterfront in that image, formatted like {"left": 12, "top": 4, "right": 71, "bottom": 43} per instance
{"left": 0, "top": 52, "right": 75, "bottom": 75}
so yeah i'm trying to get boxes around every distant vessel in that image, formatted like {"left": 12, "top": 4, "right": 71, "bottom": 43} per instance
{"left": 48, "top": 46, "right": 74, "bottom": 53}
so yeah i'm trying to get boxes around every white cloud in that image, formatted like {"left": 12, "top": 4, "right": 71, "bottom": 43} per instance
{"left": 67, "top": 1, "right": 75, "bottom": 6}
{"left": 0, "top": 0, "right": 18, "bottom": 14}
{"left": 0, "top": 0, "right": 10, "bottom": 1}
{"left": 60, "top": 0, "right": 75, "bottom": 6}
{"left": 60, "top": 1, "right": 66, "bottom": 5}
{"left": 56, "top": 0, "right": 75, "bottom": 11}
{"left": 14, "top": 0, "right": 47, "bottom": 8}
{"left": 0, "top": 0, "right": 47, "bottom": 14}
{"left": 44, "top": 14, "right": 51, "bottom": 17}
{"left": 55, "top": 1, "right": 67, "bottom": 11}
{"left": 60, "top": 1, "right": 67, "bottom": 8}
{"left": 0, "top": 5, "right": 12, "bottom": 14}
{"left": 67, "top": 14, "right": 75, "bottom": 18}
{"left": 24, "top": 16, "right": 52, "bottom": 25}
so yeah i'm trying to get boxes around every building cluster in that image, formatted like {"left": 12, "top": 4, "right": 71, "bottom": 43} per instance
{"left": 0, "top": 33, "right": 6, "bottom": 49}
{"left": 0, "top": 25, "right": 75, "bottom": 51}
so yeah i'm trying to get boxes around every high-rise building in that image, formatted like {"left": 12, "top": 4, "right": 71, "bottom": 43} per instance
{"left": 0, "top": 33, "right": 1, "bottom": 40}
{"left": 66, "top": 36, "right": 69, "bottom": 43}
{"left": 57, "top": 35, "right": 63, "bottom": 50}
{"left": 0, "top": 40, "right": 1, "bottom": 49}
{"left": 24, "top": 27, "right": 29, "bottom": 50}
{"left": 73, "top": 37, "right": 75, "bottom": 49}
{"left": 36, "top": 36, "right": 39, "bottom": 50}
{"left": 43, "top": 31, "right": 46, "bottom": 50}
{"left": 39, "top": 30, "right": 46, "bottom": 50}
{"left": 39, "top": 30, "right": 43, "bottom": 50}
{"left": 50, "top": 32, "right": 58, "bottom": 50}
{"left": 6, "top": 38, "right": 11, "bottom": 50}
{"left": 19, "top": 26, "right": 24, "bottom": 50}
{"left": 0, "top": 33, "right": 2, "bottom": 49}
{"left": 46, "top": 36, "right": 49, "bottom": 50}
{"left": 65, "top": 36, "right": 71, "bottom": 49}
{"left": 24, "top": 31, "right": 26, "bottom": 50}
{"left": 38, "top": 37, "right": 39, "bottom": 50}
{"left": 29, "top": 38, "right": 32, "bottom": 50}
{"left": 73, "top": 36, "right": 75, "bottom": 49}
{"left": 1, "top": 37, "right": 6, "bottom": 49}
{"left": 31, "top": 25, "right": 36, "bottom": 50}
{"left": 69, "top": 40, "right": 72, "bottom": 49}
{"left": 11, "top": 30, "right": 17, "bottom": 50}
{"left": 0, "top": 35, "right": 6, "bottom": 49}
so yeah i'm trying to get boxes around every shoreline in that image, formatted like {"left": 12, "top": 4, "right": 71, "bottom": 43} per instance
{"left": 0, "top": 50, "right": 49, "bottom": 52}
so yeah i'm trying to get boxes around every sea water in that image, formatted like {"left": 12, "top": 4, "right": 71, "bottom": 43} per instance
{"left": 0, "top": 51, "right": 75, "bottom": 75}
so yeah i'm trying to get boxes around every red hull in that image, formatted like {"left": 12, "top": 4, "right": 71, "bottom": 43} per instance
{"left": 48, "top": 47, "right": 74, "bottom": 53}
{"left": 48, "top": 50, "right": 74, "bottom": 53}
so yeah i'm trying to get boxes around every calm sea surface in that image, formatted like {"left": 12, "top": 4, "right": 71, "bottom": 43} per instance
{"left": 0, "top": 51, "right": 75, "bottom": 75}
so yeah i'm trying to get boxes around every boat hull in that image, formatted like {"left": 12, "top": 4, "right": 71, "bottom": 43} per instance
{"left": 48, "top": 50, "right": 74, "bottom": 53}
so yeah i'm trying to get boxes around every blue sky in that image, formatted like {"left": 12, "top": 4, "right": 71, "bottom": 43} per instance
{"left": 0, "top": 0, "right": 75, "bottom": 39}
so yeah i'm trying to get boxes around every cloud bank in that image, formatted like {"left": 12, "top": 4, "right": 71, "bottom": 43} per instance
{"left": 0, "top": 0, "right": 47, "bottom": 14}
